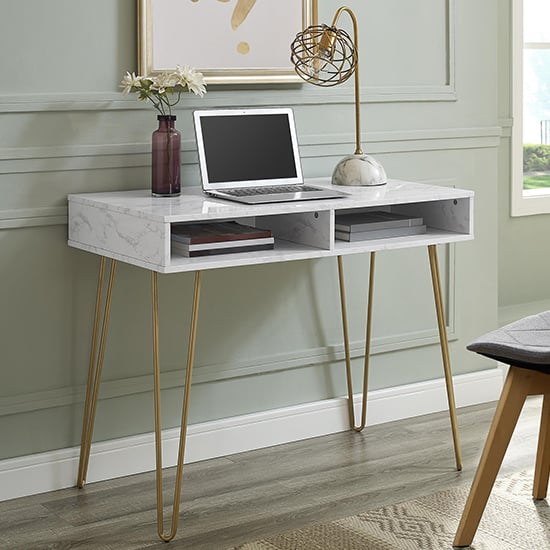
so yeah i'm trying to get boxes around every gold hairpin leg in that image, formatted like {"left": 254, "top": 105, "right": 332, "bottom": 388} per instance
{"left": 77, "top": 257, "right": 118, "bottom": 488}
{"left": 428, "top": 244, "right": 462, "bottom": 471}
{"left": 152, "top": 270, "right": 202, "bottom": 542}
{"left": 338, "top": 253, "right": 375, "bottom": 432}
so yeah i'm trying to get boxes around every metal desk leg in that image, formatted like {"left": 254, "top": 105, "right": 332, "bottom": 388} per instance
{"left": 337, "top": 252, "right": 375, "bottom": 432}
{"left": 338, "top": 247, "right": 462, "bottom": 470}
{"left": 77, "top": 257, "right": 118, "bottom": 488}
{"left": 428, "top": 244, "right": 462, "bottom": 471}
{"left": 151, "top": 270, "right": 202, "bottom": 542}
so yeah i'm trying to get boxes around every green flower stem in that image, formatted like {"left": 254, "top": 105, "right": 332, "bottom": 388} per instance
{"left": 131, "top": 84, "right": 192, "bottom": 117}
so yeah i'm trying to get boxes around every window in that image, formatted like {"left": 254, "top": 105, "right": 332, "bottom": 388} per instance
{"left": 511, "top": 0, "right": 550, "bottom": 216}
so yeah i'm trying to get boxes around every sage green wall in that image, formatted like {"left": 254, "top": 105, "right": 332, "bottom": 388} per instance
{"left": 497, "top": 0, "right": 550, "bottom": 317}
{"left": 0, "top": 0, "right": 499, "bottom": 461}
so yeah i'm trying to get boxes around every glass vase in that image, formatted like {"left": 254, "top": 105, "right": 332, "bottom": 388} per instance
{"left": 151, "top": 114, "right": 181, "bottom": 197}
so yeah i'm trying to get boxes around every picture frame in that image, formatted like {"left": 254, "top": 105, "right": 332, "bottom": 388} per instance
{"left": 138, "top": 0, "right": 316, "bottom": 85}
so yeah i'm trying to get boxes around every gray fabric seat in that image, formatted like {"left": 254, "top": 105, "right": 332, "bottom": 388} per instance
{"left": 467, "top": 310, "right": 550, "bottom": 372}
{"left": 453, "top": 311, "right": 550, "bottom": 548}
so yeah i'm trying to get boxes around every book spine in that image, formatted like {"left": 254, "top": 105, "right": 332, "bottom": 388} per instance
{"left": 335, "top": 225, "right": 427, "bottom": 242}
{"left": 173, "top": 237, "right": 274, "bottom": 252}
{"left": 335, "top": 217, "right": 424, "bottom": 233}
{"left": 172, "top": 242, "right": 274, "bottom": 257}
{"left": 171, "top": 230, "right": 272, "bottom": 245}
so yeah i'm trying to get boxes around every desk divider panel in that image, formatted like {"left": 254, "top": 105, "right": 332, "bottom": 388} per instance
{"left": 259, "top": 210, "right": 333, "bottom": 250}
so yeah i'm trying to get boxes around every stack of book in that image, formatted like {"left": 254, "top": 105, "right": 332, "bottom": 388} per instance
{"left": 335, "top": 210, "right": 427, "bottom": 242}
{"left": 171, "top": 221, "right": 274, "bottom": 257}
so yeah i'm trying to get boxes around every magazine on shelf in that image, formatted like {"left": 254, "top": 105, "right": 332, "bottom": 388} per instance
{"left": 171, "top": 220, "right": 272, "bottom": 244}
{"left": 335, "top": 224, "right": 427, "bottom": 242}
{"left": 335, "top": 210, "right": 424, "bottom": 233}
{"left": 172, "top": 240, "right": 274, "bottom": 257}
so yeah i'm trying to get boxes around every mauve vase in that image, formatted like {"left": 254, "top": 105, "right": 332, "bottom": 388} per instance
{"left": 151, "top": 114, "right": 181, "bottom": 197}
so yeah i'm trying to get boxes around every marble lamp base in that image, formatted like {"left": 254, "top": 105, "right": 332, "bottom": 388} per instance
{"left": 332, "top": 154, "right": 387, "bottom": 186}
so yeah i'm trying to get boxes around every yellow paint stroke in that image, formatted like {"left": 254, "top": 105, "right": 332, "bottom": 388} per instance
{"left": 237, "top": 42, "right": 250, "bottom": 54}
{"left": 191, "top": 0, "right": 255, "bottom": 54}
{"left": 231, "top": 0, "right": 256, "bottom": 30}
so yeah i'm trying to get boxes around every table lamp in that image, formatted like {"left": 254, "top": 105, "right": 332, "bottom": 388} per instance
{"left": 291, "top": 6, "right": 387, "bottom": 186}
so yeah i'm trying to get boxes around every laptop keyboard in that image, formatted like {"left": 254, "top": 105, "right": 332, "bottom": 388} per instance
{"left": 223, "top": 185, "right": 318, "bottom": 197}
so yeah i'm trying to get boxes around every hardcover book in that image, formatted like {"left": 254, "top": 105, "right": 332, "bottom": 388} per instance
{"left": 335, "top": 211, "right": 424, "bottom": 233}
{"left": 335, "top": 224, "right": 427, "bottom": 242}
{"left": 171, "top": 221, "right": 272, "bottom": 244}
{"left": 172, "top": 240, "right": 274, "bottom": 258}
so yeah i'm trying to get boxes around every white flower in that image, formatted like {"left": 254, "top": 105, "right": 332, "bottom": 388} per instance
{"left": 175, "top": 65, "right": 206, "bottom": 97}
{"left": 120, "top": 65, "right": 207, "bottom": 115}
{"left": 120, "top": 71, "right": 142, "bottom": 95}
{"left": 174, "top": 64, "right": 193, "bottom": 82}
{"left": 153, "top": 72, "right": 178, "bottom": 93}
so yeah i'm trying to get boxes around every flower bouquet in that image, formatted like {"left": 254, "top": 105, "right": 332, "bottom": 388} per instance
{"left": 120, "top": 65, "right": 206, "bottom": 116}
{"left": 121, "top": 65, "right": 206, "bottom": 196}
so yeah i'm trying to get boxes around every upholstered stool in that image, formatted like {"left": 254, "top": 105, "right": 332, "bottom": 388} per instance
{"left": 453, "top": 311, "right": 550, "bottom": 548}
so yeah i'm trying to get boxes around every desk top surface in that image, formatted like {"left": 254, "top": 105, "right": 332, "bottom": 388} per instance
{"left": 68, "top": 178, "right": 473, "bottom": 223}
{"left": 68, "top": 178, "right": 474, "bottom": 273}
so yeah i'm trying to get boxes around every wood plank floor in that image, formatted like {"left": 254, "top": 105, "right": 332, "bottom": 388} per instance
{"left": 0, "top": 398, "right": 544, "bottom": 550}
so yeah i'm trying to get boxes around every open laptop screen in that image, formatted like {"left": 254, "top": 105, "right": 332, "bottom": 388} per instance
{"left": 194, "top": 108, "right": 304, "bottom": 190}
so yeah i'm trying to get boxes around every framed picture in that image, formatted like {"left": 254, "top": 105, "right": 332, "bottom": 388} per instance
{"left": 138, "top": 0, "right": 316, "bottom": 85}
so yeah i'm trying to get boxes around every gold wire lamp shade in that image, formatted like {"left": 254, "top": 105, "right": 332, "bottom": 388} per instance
{"left": 290, "top": 7, "right": 387, "bottom": 186}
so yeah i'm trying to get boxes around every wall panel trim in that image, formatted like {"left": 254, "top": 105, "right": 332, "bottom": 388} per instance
{"left": 0, "top": 326, "right": 458, "bottom": 418}
{"left": 0, "top": 125, "right": 501, "bottom": 230}
{"left": 0, "top": 84, "right": 456, "bottom": 114}
{"left": 0, "top": 126, "right": 502, "bottom": 171}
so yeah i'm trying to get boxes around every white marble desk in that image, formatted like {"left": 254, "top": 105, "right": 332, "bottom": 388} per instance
{"left": 68, "top": 178, "right": 474, "bottom": 541}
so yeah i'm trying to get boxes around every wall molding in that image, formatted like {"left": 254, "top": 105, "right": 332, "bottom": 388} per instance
{"left": 0, "top": 325, "right": 458, "bottom": 418}
{"left": 0, "top": 367, "right": 503, "bottom": 502}
{"left": 0, "top": 127, "right": 500, "bottom": 230}
{"left": 0, "top": 125, "right": 502, "bottom": 158}
{"left": 0, "top": 126, "right": 502, "bottom": 171}
{"left": 0, "top": 86, "right": 456, "bottom": 115}
{"left": 0, "top": 207, "right": 67, "bottom": 229}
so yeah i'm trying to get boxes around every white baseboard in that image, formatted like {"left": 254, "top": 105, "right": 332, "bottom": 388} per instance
{"left": 0, "top": 368, "right": 503, "bottom": 502}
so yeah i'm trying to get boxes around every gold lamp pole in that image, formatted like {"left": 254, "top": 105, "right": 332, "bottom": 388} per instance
{"left": 291, "top": 6, "right": 387, "bottom": 186}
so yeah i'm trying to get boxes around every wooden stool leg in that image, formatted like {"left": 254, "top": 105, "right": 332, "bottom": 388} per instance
{"left": 453, "top": 367, "right": 531, "bottom": 547}
{"left": 533, "top": 393, "right": 550, "bottom": 500}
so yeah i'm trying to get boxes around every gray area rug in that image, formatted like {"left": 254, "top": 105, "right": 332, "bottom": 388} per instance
{"left": 228, "top": 471, "right": 550, "bottom": 549}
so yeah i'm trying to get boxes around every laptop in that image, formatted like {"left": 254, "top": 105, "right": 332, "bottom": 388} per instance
{"left": 193, "top": 107, "right": 348, "bottom": 204}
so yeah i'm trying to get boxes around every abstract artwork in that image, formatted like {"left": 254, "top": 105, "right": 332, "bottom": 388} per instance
{"left": 138, "top": 0, "right": 315, "bottom": 84}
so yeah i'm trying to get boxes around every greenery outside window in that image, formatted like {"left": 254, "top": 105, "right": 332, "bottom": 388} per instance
{"left": 511, "top": 0, "right": 550, "bottom": 215}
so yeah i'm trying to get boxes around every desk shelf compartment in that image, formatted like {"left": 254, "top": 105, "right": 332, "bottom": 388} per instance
{"left": 167, "top": 211, "right": 332, "bottom": 272}
{"left": 168, "top": 237, "right": 329, "bottom": 273}
{"left": 333, "top": 196, "right": 473, "bottom": 252}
